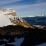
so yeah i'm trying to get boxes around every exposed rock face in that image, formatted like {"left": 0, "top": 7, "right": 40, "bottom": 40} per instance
{"left": 0, "top": 8, "right": 34, "bottom": 28}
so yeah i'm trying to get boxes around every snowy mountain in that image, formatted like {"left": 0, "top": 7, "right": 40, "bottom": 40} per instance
{"left": 0, "top": 8, "right": 16, "bottom": 27}
{"left": 35, "top": 14, "right": 46, "bottom": 17}
{"left": 0, "top": 8, "right": 34, "bottom": 28}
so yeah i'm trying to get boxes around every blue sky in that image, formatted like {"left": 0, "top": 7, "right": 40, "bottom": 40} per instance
{"left": 0, "top": 0, "right": 46, "bottom": 17}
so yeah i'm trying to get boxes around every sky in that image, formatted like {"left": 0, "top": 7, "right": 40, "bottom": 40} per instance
{"left": 0, "top": 0, "right": 46, "bottom": 17}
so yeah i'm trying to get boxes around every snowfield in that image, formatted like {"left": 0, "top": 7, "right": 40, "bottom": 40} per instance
{"left": 0, "top": 8, "right": 16, "bottom": 27}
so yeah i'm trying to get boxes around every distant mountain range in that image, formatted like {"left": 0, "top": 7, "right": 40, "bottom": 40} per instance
{"left": 35, "top": 14, "right": 46, "bottom": 17}
{"left": 23, "top": 17, "right": 46, "bottom": 26}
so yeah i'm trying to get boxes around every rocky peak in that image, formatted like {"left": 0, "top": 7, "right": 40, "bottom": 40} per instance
{"left": 0, "top": 8, "right": 34, "bottom": 28}
{"left": 0, "top": 8, "right": 15, "bottom": 12}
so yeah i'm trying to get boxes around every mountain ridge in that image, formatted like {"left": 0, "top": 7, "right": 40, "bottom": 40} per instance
{"left": 0, "top": 8, "right": 34, "bottom": 28}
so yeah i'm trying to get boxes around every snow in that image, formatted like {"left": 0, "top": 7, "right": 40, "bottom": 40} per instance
{"left": 27, "top": 15, "right": 35, "bottom": 17}
{"left": 36, "top": 42, "right": 46, "bottom": 46}
{"left": 0, "top": 8, "right": 16, "bottom": 27}
{"left": 8, "top": 37, "right": 24, "bottom": 46}
{"left": 36, "top": 14, "right": 46, "bottom": 17}
{"left": 0, "top": 14, "right": 12, "bottom": 27}
{"left": 19, "top": 17, "right": 23, "bottom": 22}
{"left": 33, "top": 25, "right": 44, "bottom": 28}
{"left": 0, "top": 8, "right": 15, "bottom": 12}
{"left": 0, "top": 37, "right": 24, "bottom": 46}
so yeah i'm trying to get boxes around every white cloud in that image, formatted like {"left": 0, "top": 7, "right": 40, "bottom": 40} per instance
{"left": 0, "top": 0, "right": 22, "bottom": 5}
{"left": 4, "top": 2, "right": 46, "bottom": 10}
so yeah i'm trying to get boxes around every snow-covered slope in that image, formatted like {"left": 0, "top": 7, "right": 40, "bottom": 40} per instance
{"left": 0, "top": 8, "right": 34, "bottom": 28}
{"left": 0, "top": 8, "right": 16, "bottom": 27}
